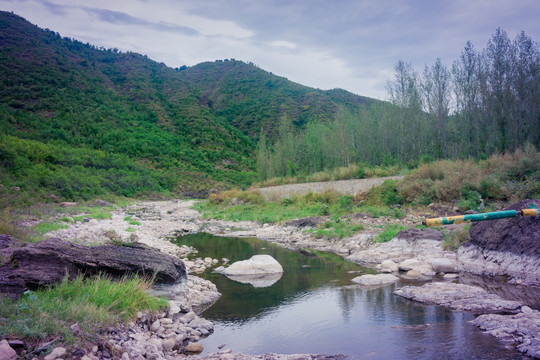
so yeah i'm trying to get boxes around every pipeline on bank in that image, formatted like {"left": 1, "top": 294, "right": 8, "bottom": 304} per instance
{"left": 422, "top": 204, "right": 539, "bottom": 227}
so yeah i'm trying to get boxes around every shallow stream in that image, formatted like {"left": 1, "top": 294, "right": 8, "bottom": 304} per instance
{"left": 172, "top": 233, "right": 526, "bottom": 359}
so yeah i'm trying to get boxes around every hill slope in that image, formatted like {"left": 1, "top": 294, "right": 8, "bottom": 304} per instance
{"left": 0, "top": 11, "right": 377, "bottom": 203}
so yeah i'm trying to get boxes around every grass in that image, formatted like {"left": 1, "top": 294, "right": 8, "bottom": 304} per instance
{"left": 375, "top": 224, "right": 408, "bottom": 243}
{"left": 195, "top": 189, "right": 407, "bottom": 227}
{"left": 442, "top": 224, "right": 471, "bottom": 251}
{"left": 307, "top": 218, "right": 365, "bottom": 239}
{"left": 0, "top": 274, "right": 168, "bottom": 346}
{"left": 32, "top": 222, "right": 69, "bottom": 235}
{"left": 399, "top": 144, "right": 540, "bottom": 206}
{"left": 124, "top": 216, "right": 141, "bottom": 225}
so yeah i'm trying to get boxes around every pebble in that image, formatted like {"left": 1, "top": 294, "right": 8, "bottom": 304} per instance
{"left": 0, "top": 340, "right": 17, "bottom": 360}
{"left": 44, "top": 347, "right": 66, "bottom": 360}
{"left": 150, "top": 319, "right": 161, "bottom": 332}
{"left": 185, "top": 342, "right": 204, "bottom": 353}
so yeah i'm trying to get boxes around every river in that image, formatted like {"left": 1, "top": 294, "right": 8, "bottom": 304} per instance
{"left": 172, "top": 233, "right": 526, "bottom": 359}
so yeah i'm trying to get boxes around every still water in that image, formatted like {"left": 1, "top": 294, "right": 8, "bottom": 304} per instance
{"left": 172, "top": 233, "right": 525, "bottom": 359}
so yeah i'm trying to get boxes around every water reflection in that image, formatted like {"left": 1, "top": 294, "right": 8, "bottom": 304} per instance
{"left": 173, "top": 233, "right": 526, "bottom": 359}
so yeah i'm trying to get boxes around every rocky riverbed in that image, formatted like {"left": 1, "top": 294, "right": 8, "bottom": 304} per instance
{"left": 10, "top": 198, "right": 540, "bottom": 359}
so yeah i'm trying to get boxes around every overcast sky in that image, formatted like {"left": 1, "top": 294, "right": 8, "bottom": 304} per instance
{"left": 1, "top": 0, "right": 539, "bottom": 99}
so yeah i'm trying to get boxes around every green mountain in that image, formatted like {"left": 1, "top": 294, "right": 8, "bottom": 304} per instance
{"left": 0, "top": 11, "right": 376, "bottom": 204}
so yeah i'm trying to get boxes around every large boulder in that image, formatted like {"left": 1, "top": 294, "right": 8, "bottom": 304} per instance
{"left": 0, "top": 237, "right": 186, "bottom": 298}
{"left": 215, "top": 254, "right": 284, "bottom": 288}
{"left": 458, "top": 199, "right": 540, "bottom": 285}
{"left": 220, "top": 254, "right": 283, "bottom": 276}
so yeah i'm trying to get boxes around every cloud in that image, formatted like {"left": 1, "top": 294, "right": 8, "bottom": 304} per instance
{"left": 0, "top": 0, "right": 539, "bottom": 100}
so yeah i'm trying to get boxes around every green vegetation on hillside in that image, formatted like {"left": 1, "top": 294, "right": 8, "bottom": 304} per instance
{"left": 0, "top": 12, "right": 382, "bottom": 204}
{"left": 0, "top": 12, "right": 538, "bottom": 208}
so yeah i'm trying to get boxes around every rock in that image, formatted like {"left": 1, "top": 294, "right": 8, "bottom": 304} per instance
{"left": 44, "top": 347, "right": 66, "bottom": 360}
{"left": 150, "top": 319, "right": 161, "bottom": 332}
{"left": 93, "top": 199, "right": 111, "bottom": 207}
{"left": 162, "top": 339, "right": 175, "bottom": 352}
{"left": 185, "top": 342, "right": 203, "bottom": 353}
{"left": 351, "top": 274, "right": 399, "bottom": 287}
{"left": 185, "top": 275, "right": 221, "bottom": 314}
{"left": 471, "top": 310, "right": 540, "bottom": 358}
{"left": 396, "top": 228, "right": 443, "bottom": 241}
{"left": 189, "top": 317, "right": 214, "bottom": 332}
{"left": 147, "top": 338, "right": 162, "bottom": 351}
{"left": 60, "top": 202, "right": 77, "bottom": 207}
{"left": 521, "top": 306, "right": 533, "bottom": 314}
{"left": 431, "top": 258, "right": 455, "bottom": 273}
{"left": 70, "top": 322, "right": 81, "bottom": 336}
{"left": 398, "top": 258, "right": 421, "bottom": 271}
{"left": 0, "top": 238, "right": 186, "bottom": 298}
{"left": 458, "top": 199, "right": 540, "bottom": 286}
{"left": 72, "top": 349, "right": 85, "bottom": 357}
{"left": 6, "top": 340, "right": 23, "bottom": 349}
{"left": 11, "top": 186, "right": 20, "bottom": 191}
{"left": 182, "top": 311, "right": 197, "bottom": 323}
{"left": 220, "top": 254, "right": 284, "bottom": 276}
{"left": 380, "top": 260, "right": 398, "bottom": 273}
{"left": 403, "top": 270, "right": 422, "bottom": 279}
{"left": 443, "top": 273, "right": 459, "bottom": 280}
{"left": 144, "top": 344, "right": 160, "bottom": 359}
{"left": 394, "top": 282, "right": 523, "bottom": 314}
{"left": 0, "top": 340, "right": 17, "bottom": 360}
{"left": 286, "top": 217, "right": 323, "bottom": 228}
{"left": 167, "top": 303, "right": 181, "bottom": 317}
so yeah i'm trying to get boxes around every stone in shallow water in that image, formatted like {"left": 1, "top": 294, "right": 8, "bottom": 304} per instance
{"left": 220, "top": 254, "right": 284, "bottom": 275}
{"left": 394, "top": 282, "right": 522, "bottom": 314}
{"left": 351, "top": 274, "right": 399, "bottom": 287}
{"left": 185, "top": 342, "right": 203, "bottom": 353}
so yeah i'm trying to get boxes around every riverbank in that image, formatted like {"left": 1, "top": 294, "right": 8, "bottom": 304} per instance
{"left": 32, "top": 199, "right": 540, "bottom": 358}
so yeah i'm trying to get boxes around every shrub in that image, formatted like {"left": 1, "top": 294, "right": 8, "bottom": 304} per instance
{"left": 364, "top": 180, "right": 403, "bottom": 206}
{"left": 456, "top": 188, "right": 483, "bottom": 211}
{"left": 442, "top": 224, "right": 471, "bottom": 251}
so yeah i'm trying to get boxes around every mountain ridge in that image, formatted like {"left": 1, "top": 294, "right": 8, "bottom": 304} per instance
{"left": 0, "top": 11, "right": 377, "bottom": 202}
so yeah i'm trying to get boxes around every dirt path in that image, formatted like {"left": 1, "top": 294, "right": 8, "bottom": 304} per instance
{"left": 258, "top": 175, "right": 404, "bottom": 200}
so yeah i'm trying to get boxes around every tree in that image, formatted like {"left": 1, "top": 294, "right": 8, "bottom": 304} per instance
{"left": 485, "top": 27, "right": 515, "bottom": 152}
{"left": 422, "top": 58, "right": 451, "bottom": 157}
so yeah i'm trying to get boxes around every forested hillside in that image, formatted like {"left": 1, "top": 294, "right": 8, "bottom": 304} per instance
{"left": 257, "top": 28, "right": 540, "bottom": 180}
{"left": 0, "top": 11, "right": 376, "bottom": 204}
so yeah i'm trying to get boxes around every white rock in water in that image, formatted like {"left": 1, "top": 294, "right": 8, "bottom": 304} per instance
{"left": 352, "top": 274, "right": 399, "bottom": 287}
{"left": 221, "top": 255, "right": 284, "bottom": 275}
